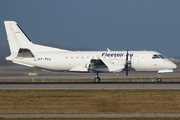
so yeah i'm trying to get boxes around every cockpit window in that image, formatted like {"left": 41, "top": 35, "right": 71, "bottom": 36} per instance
{"left": 152, "top": 54, "right": 165, "bottom": 59}
{"left": 152, "top": 55, "right": 160, "bottom": 59}
{"left": 158, "top": 54, "right": 165, "bottom": 59}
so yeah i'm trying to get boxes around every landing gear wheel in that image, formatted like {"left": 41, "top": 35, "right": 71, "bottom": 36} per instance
{"left": 94, "top": 77, "right": 100, "bottom": 83}
{"left": 157, "top": 73, "right": 162, "bottom": 82}
{"left": 94, "top": 72, "right": 100, "bottom": 83}
{"left": 157, "top": 78, "right": 162, "bottom": 82}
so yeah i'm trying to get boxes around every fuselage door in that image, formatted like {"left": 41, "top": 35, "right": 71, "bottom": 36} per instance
{"left": 133, "top": 56, "right": 139, "bottom": 68}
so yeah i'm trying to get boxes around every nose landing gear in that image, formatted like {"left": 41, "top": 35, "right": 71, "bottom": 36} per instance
{"left": 157, "top": 73, "right": 162, "bottom": 82}
{"left": 157, "top": 78, "right": 162, "bottom": 82}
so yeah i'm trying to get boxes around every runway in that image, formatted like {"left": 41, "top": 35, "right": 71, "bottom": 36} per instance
{"left": 1, "top": 72, "right": 180, "bottom": 79}
{"left": 0, "top": 82, "right": 180, "bottom": 89}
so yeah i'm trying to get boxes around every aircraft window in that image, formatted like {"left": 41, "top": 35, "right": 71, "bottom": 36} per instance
{"left": 152, "top": 54, "right": 165, "bottom": 59}
{"left": 71, "top": 57, "right": 73, "bottom": 59}
{"left": 65, "top": 57, "right": 68, "bottom": 59}
{"left": 76, "top": 57, "right": 78, "bottom": 59}
{"left": 152, "top": 54, "right": 160, "bottom": 59}
{"left": 81, "top": 57, "right": 84, "bottom": 59}
{"left": 158, "top": 54, "right": 165, "bottom": 59}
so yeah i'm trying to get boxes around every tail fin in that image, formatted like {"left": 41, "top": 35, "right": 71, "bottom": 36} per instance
{"left": 4, "top": 21, "right": 34, "bottom": 55}
{"left": 4, "top": 21, "right": 69, "bottom": 58}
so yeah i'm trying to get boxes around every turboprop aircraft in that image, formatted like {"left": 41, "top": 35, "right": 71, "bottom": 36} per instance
{"left": 4, "top": 21, "right": 177, "bottom": 82}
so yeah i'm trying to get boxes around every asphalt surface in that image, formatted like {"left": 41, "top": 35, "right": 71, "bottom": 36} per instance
{"left": 0, "top": 82, "right": 180, "bottom": 89}
{"left": 0, "top": 114, "right": 180, "bottom": 118}
{"left": 1, "top": 72, "right": 180, "bottom": 79}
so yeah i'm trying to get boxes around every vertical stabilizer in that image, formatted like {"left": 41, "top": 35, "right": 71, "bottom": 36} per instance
{"left": 4, "top": 21, "right": 34, "bottom": 55}
{"left": 4, "top": 21, "right": 69, "bottom": 60}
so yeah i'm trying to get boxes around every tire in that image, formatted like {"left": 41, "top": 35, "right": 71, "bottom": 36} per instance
{"left": 94, "top": 77, "right": 100, "bottom": 83}
{"left": 157, "top": 78, "right": 162, "bottom": 82}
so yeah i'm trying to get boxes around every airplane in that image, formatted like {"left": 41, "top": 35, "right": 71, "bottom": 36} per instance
{"left": 4, "top": 21, "right": 177, "bottom": 82}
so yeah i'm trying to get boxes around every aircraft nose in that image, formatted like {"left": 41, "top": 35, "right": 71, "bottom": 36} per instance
{"left": 168, "top": 61, "right": 177, "bottom": 69}
{"left": 172, "top": 63, "right": 177, "bottom": 69}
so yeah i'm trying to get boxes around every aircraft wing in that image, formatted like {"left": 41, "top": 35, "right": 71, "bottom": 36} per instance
{"left": 89, "top": 59, "right": 125, "bottom": 72}
{"left": 69, "top": 59, "right": 108, "bottom": 72}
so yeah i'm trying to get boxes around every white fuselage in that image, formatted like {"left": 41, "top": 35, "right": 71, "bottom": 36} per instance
{"left": 11, "top": 51, "right": 177, "bottom": 73}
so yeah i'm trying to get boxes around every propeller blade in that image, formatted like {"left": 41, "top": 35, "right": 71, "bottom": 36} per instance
{"left": 125, "top": 49, "right": 129, "bottom": 77}
{"left": 126, "top": 49, "right": 128, "bottom": 61}
{"left": 126, "top": 69, "right": 128, "bottom": 76}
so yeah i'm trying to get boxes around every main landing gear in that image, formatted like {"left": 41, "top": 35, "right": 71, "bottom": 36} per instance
{"left": 94, "top": 72, "right": 100, "bottom": 83}
{"left": 157, "top": 73, "right": 162, "bottom": 82}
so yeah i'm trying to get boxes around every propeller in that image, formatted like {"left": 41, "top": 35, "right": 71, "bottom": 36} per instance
{"left": 125, "top": 49, "right": 129, "bottom": 77}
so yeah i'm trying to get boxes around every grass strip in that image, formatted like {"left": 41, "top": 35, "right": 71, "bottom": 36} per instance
{"left": 0, "top": 90, "right": 180, "bottom": 114}
{"left": 0, "top": 118, "right": 180, "bottom": 120}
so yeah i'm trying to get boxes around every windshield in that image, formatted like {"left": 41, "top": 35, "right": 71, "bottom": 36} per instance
{"left": 158, "top": 54, "right": 165, "bottom": 59}
{"left": 152, "top": 54, "right": 165, "bottom": 59}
